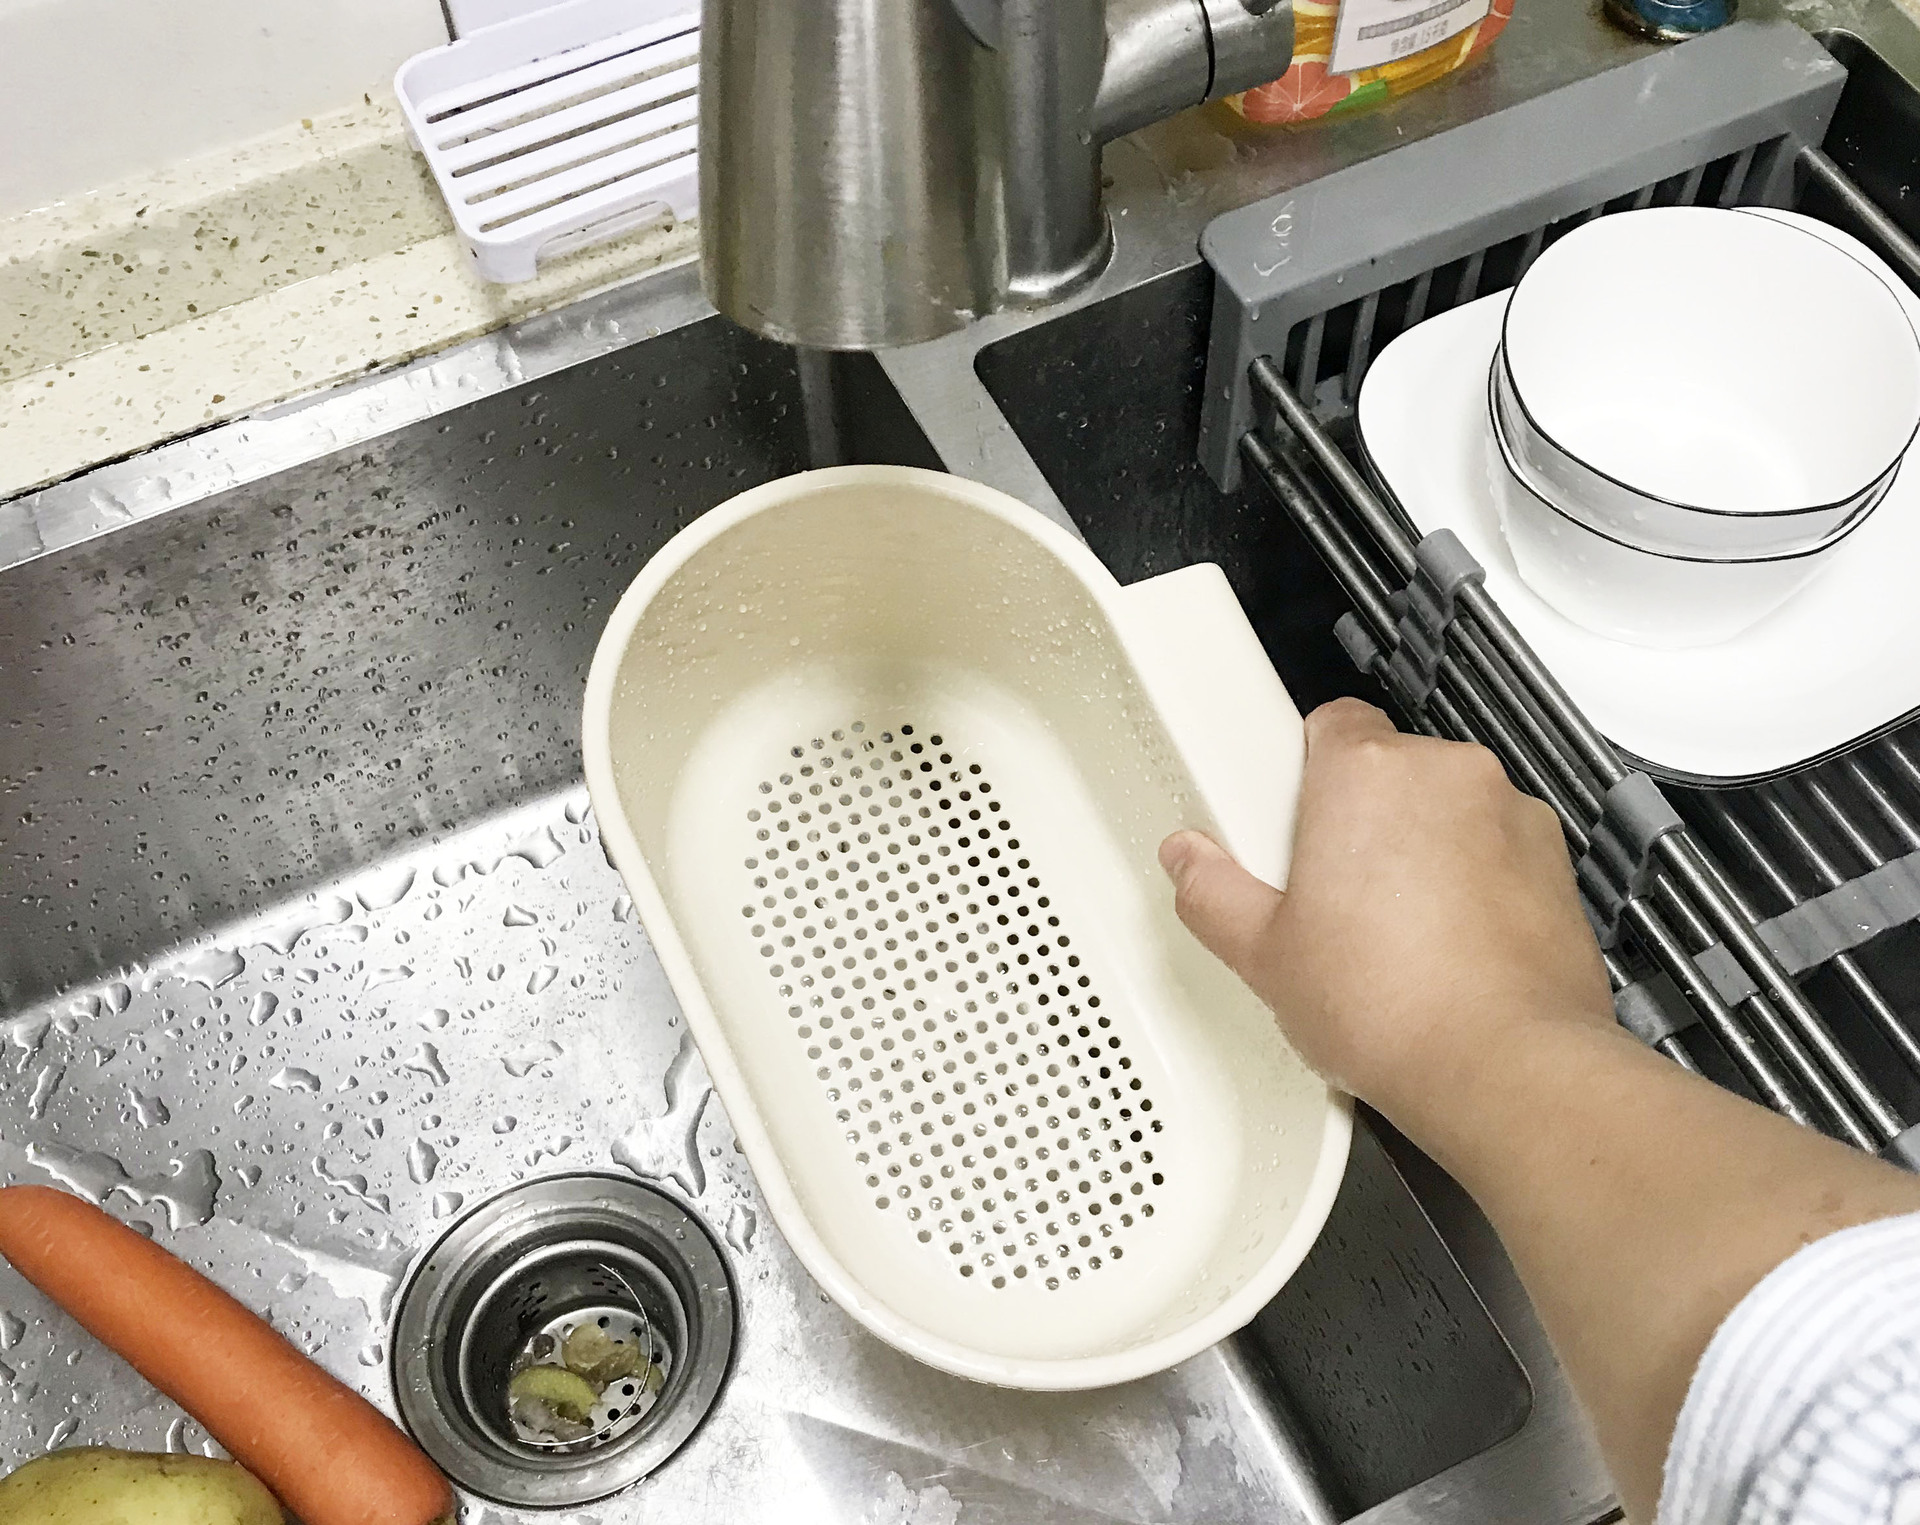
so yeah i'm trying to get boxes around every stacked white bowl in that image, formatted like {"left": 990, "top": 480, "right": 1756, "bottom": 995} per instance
{"left": 1490, "top": 205, "right": 1920, "bottom": 648}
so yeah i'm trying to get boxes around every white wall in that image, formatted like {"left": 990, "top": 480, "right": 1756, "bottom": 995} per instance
{"left": 0, "top": 0, "right": 449, "bottom": 217}
{"left": 446, "top": 0, "right": 561, "bottom": 36}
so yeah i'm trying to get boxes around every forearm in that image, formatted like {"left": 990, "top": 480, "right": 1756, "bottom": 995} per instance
{"left": 1161, "top": 702, "right": 1920, "bottom": 1522}
{"left": 1377, "top": 1016, "right": 1920, "bottom": 1524}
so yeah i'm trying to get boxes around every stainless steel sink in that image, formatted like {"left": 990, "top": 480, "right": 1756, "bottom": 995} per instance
{"left": 5, "top": 2, "right": 1920, "bottom": 1521}
{"left": 0, "top": 263, "right": 1544, "bottom": 1524}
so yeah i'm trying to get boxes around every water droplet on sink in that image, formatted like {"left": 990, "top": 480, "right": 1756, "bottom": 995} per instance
{"left": 87, "top": 484, "right": 132, "bottom": 521}
{"left": 255, "top": 896, "right": 354, "bottom": 956}
{"left": 526, "top": 965, "right": 559, "bottom": 995}
{"left": 27, "top": 1144, "right": 220, "bottom": 1229}
{"left": 613, "top": 1032, "right": 711, "bottom": 1198}
{"left": 502, "top": 1040, "right": 562, "bottom": 1078}
{"left": 171, "top": 946, "right": 245, "bottom": 989}
{"left": 525, "top": 1135, "right": 574, "bottom": 1167}
{"left": 27, "top": 1065, "right": 63, "bottom": 1120}
{"left": 7, "top": 1016, "right": 50, "bottom": 1075}
{"left": 725, "top": 1202, "right": 757, "bottom": 1254}
{"left": 312, "top": 1158, "right": 390, "bottom": 1214}
{"left": 122, "top": 1085, "right": 169, "bottom": 1127}
{"left": 437, "top": 826, "right": 567, "bottom": 887}
{"left": 364, "top": 965, "right": 413, "bottom": 992}
{"left": 503, "top": 905, "right": 538, "bottom": 928}
{"left": 270, "top": 1066, "right": 321, "bottom": 1093}
{"left": 357, "top": 868, "right": 416, "bottom": 912}
{"left": 248, "top": 991, "right": 279, "bottom": 1025}
{"left": 402, "top": 1044, "right": 449, "bottom": 1087}
{"left": 499, "top": 826, "right": 566, "bottom": 871}
{"left": 0, "top": 1313, "right": 26, "bottom": 1350}
{"left": 262, "top": 1232, "right": 405, "bottom": 1321}
{"left": 432, "top": 1192, "right": 464, "bottom": 1219}
{"left": 406, "top": 1139, "right": 439, "bottom": 1184}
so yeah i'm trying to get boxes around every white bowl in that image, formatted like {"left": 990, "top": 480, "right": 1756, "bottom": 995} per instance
{"left": 1489, "top": 401, "right": 1832, "bottom": 648}
{"left": 1501, "top": 205, "right": 1920, "bottom": 560}
{"left": 1358, "top": 227, "right": 1920, "bottom": 782}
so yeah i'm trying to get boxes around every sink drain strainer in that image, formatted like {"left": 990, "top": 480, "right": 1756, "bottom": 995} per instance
{"left": 392, "top": 1174, "right": 735, "bottom": 1507}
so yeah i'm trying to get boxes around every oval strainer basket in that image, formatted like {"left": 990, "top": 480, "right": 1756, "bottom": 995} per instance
{"left": 582, "top": 466, "right": 1351, "bottom": 1389}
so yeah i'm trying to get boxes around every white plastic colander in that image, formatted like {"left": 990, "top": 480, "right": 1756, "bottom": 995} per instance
{"left": 582, "top": 467, "right": 1350, "bottom": 1389}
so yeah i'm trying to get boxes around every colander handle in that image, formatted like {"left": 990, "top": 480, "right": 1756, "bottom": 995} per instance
{"left": 1113, "top": 562, "right": 1306, "bottom": 891}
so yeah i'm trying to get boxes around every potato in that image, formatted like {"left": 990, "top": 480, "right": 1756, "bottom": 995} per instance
{"left": 561, "top": 1322, "right": 642, "bottom": 1387}
{"left": 0, "top": 1446, "right": 283, "bottom": 1524}
{"left": 508, "top": 1363, "right": 601, "bottom": 1423}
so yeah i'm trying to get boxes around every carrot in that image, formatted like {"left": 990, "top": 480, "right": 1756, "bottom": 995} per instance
{"left": 0, "top": 1185, "right": 453, "bottom": 1525}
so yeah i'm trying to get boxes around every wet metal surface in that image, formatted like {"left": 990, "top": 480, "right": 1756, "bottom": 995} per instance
{"left": 0, "top": 299, "right": 1548, "bottom": 1522}
{"left": 0, "top": 314, "right": 810, "bottom": 1014}
{"left": 8, "top": 3, "right": 1920, "bottom": 1521}
{"left": 0, "top": 286, "right": 1366, "bottom": 1525}
{"left": 0, "top": 785, "right": 1344, "bottom": 1522}
{"left": 0, "top": 328, "right": 1529, "bottom": 1511}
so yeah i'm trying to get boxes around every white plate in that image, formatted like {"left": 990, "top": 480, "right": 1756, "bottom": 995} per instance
{"left": 1357, "top": 210, "right": 1920, "bottom": 786}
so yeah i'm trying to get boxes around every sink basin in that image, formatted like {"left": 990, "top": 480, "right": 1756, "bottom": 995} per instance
{"left": 0, "top": 262, "right": 1546, "bottom": 1523}
{"left": 974, "top": 263, "right": 1373, "bottom": 720}
{"left": 976, "top": 262, "right": 1539, "bottom": 1517}
{"left": 0, "top": 57, "right": 1569, "bottom": 1525}
{"left": 0, "top": 258, "right": 1521, "bottom": 1522}
{"left": 10, "top": 3, "right": 1920, "bottom": 1520}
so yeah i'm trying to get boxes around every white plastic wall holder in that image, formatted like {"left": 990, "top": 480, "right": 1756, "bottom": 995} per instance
{"left": 395, "top": 0, "right": 699, "bottom": 284}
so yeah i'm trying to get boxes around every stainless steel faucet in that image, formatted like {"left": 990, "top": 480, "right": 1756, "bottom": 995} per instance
{"left": 699, "top": 0, "right": 1294, "bottom": 349}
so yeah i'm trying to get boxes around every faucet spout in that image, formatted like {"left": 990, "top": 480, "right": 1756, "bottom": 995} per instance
{"left": 999, "top": 0, "right": 1112, "bottom": 306}
{"left": 699, "top": 0, "right": 1292, "bottom": 349}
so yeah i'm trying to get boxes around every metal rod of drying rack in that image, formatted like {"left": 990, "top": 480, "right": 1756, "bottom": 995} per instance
{"left": 1238, "top": 426, "right": 1821, "bottom": 1121}
{"left": 1215, "top": 97, "right": 1920, "bottom": 1169}
{"left": 1243, "top": 362, "right": 1920, "bottom": 1160}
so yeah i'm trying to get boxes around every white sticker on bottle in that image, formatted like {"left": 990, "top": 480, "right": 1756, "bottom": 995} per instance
{"left": 1328, "top": 0, "right": 1492, "bottom": 75}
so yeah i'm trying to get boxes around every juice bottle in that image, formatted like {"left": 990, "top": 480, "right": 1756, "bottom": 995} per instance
{"left": 1225, "top": 0, "right": 1515, "bottom": 125}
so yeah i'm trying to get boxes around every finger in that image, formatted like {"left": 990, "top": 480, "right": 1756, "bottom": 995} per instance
{"left": 1302, "top": 696, "right": 1398, "bottom": 754}
{"left": 1159, "top": 830, "right": 1286, "bottom": 979}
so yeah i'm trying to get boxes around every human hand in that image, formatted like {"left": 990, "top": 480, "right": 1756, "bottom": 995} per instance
{"left": 1167, "top": 701, "right": 1920, "bottom": 1525}
{"left": 1159, "top": 697, "right": 1612, "bottom": 1118}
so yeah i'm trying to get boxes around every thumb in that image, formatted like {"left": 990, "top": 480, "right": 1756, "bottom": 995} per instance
{"left": 1158, "top": 830, "right": 1286, "bottom": 980}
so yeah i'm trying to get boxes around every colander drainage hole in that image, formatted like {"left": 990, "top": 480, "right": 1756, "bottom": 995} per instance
{"left": 739, "top": 720, "right": 1167, "bottom": 1294}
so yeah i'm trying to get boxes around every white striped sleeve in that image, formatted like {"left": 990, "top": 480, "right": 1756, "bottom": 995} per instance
{"left": 1659, "top": 1210, "right": 1920, "bottom": 1525}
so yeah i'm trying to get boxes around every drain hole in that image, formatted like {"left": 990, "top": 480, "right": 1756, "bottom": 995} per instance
{"left": 487, "top": 1249, "right": 674, "bottom": 1451}
{"left": 393, "top": 1175, "right": 735, "bottom": 1509}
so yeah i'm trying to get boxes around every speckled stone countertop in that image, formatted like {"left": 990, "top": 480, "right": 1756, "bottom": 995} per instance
{"left": 22, "top": 5, "right": 1918, "bottom": 508}
{"left": 0, "top": 87, "right": 697, "bottom": 503}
